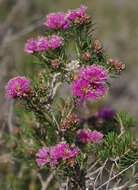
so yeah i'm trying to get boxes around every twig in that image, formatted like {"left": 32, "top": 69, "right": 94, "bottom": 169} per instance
{"left": 130, "top": 183, "right": 138, "bottom": 188}
{"left": 93, "top": 159, "right": 108, "bottom": 190}
{"left": 112, "top": 178, "right": 121, "bottom": 189}
{"left": 37, "top": 171, "right": 55, "bottom": 190}
{"left": 52, "top": 82, "right": 62, "bottom": 99}
{"left": 118, "top": 117, "right": 125, "bottom": 137}
{"left": 86, "top": 166, "right": 102, "bottom": 178}
{"left": 96, "top": 160, "right": 138, "bottom": 190}
{"left": 51, "top": 109, "right": 60, "bottom": 130}
{"left": 66, "top": 177, "right": 69, "bottom": 190}
{"left": 87, "top": 159, "right": 100, "bottom": 173}
{"left": 51, "top": 73, "right": 60, "bottom": 89}
{"left": 109, "top": 181, "right": 129, "bottom": 190}
{"left": 106, "top": 163, "right": 115, "bottom": 190}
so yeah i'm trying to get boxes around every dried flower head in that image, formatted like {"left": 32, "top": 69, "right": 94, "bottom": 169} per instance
{"left": 94, "top": 40, "right": 104, "bottom": 54}
{"left": 61, "top": 114, "right": 80, "bottom": 131}
{"left": 107, "top": 58, "right": 114, "bottom": 65}
{"left": 51, "top": 59, "right": 61, "bottom": 69}
{"left": 82, "top": 51, "right": 92, "bottom": 61}
{"left": 114, "top": 60, "right": 125, "bottom": 72}
{"left": 13, "top": 128, "right": 22, "bottom": 136}
{"left": 65, "top": 60, "right": 80, "bottom": 72}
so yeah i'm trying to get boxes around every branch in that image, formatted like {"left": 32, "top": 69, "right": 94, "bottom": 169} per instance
{"left": 106, "top": 163, "right": 115, "bottom": 190}
{"left": 66, "top": 177, "right": 69, "bottom": 190}
{"left": 118, "top": 117, "right": 125, "bottom": 137}
{"left": 130, "top": 183, "right": 138, "bottom": 188}
{"left": 96, "top": 160, "right": 138, "bottom": 190}
{"left": 93, "top": 159, "right": 108, "bottom": 190}
{"left": 37, "top": 171, "right": 55, "bottom": 190}
{"left": 86, "top": 159, "right": 108, "bottom": 178}
{"left": 87, "top": 159, "right": 100, "bottom": 173}
{"left": 109, "top": 181, "right": 129, "bottom": 190}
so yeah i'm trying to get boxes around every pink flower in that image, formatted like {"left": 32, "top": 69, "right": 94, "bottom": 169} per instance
{"left": 25, "top": 39, "right": 38, "bottom": 54}
{"left": 91, "top": 130, "right": 103, "bottom": 144}
{"left": 68, "top": 6, "right": 91, "bottom": 25}
{"left": 36, "top": 147, "right": 49, "bottom": 166}
{"left": 25, "top": 36, "right": 63, "bottom": 54}
{"left": 78, "top": 130, "right": 103, "bottom": 144}
{"left": 68, "top": 148, "right": 79, "bottom": 158}
{"left": 48, "top": 35, "right": 63, "bottom": 50}
{"left": 5, "top": 77, "right": 31, "bottom": 99}
{"left": 94, "top": 40, "right": 104, "bottom": 54}
{"left": 36, "top": 143, "right": 79, "bottom": 167}
{"left": 72, "top": 65, "right": 109, "bottom": 105}
{"left": 78, "top": 130, "right": 93, "bottom": 143}
{"left": 45, "top": 12, "right": 70, "bottom": 29}
{"left": 37, "top": 36, "right": 49, "bottom": 53}
{"left": 97, "top": 108, "right": 115, "bottom": 120}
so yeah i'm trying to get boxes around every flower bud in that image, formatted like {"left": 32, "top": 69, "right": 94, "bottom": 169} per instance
{"left": 13, "top": 128, "right": 21, "bottom": 136}
{"left": 38, "top": 84, "right": 47, "bottom": 92}
{"left": 51, "top": 59, "right": 61, "bottom": 69}
{"left": 82, "top": 51, "right": 92, "bottom": 61}
{"left": 38, "top": 69, "right": 46, "bottom": 79}
{"left": 94, "top": 40, "right": 103, "bottom": 54}
{"left": 114, "top": 60, "right": 125, "bottom": 72}
{"left": 107, "top": 58, "right": 114, "bottom": 65}
{"left": 29, "top": 148, "right": 36, "bottom": 156}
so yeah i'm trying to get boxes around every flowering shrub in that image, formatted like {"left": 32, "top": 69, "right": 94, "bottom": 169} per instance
{"left": 6, "top": 5, "right": 138, "bottom": 190}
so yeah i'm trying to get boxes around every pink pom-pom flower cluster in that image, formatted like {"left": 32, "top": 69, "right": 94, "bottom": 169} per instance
{"left": 5, "top": 77, "right": 31, "bottom": 99}
{"left": 97, "top": 108, "right": 115, "bottom": 120}
{"left": 72, "top": 65, "right": 109, "bottom": 105}
{"left": 78, "top": 130, "right": 103, "bottom": 144}
{"left": 45, "top": 12, "right": 70, "bottom": 29}
{"left": 68, "top": 6, "right": 91, "bottom": 25}
{"left": 45, "top": 6, "right": 91, "bottom": 30}
{"left": 36, "top": 143, "right": 79, "bottom": 167}
{"left": 25, "top": 35, "right": 63, "bottom": 54}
